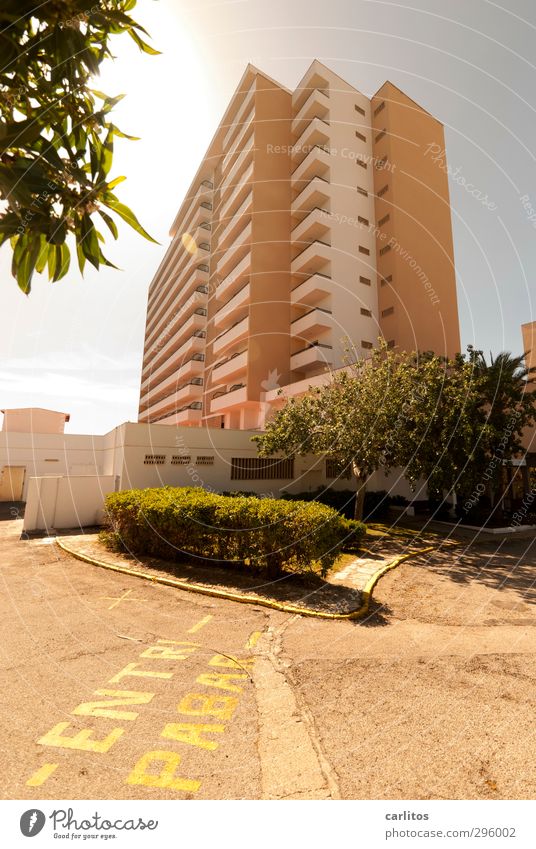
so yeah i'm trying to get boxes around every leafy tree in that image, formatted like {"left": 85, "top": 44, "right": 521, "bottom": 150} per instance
{"left": 254, "top": 344, "right": 536, "bottom": 522}
{"left": 0, "top": 0, "right": 159, "bottom": 293}
{"left": 467, "top": 348, "right": 536, "bottom": 509}
{"left": 396, "top": 351, "right": 486, "bottom": 502}
{"left": 253, "top": 342, "right": 410, "bottom": 520}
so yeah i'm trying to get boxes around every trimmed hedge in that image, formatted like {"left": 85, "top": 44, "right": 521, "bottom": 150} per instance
{"left": 103, "top": 486, "right": 365, "bottom": 577}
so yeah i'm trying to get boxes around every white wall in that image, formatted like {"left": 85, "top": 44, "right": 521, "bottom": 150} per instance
{"left": 4, "top": 421, "right": 421, "bottom": 531}
{"left": 0, "top": 430, "right": 110, "bottom": 500}
{"left": 23, "top": 475, "right": 116, "bottom": 532}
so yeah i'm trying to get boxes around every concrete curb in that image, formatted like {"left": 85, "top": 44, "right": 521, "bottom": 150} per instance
{"left": 55, "top": 536, "right": 447, "bottom": 622}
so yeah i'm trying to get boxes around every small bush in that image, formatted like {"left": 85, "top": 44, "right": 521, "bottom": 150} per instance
{"left": 103, "top": 487, "right": 366, "bottom": 577}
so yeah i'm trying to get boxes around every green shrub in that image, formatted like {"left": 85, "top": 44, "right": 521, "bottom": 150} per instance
{"left": 282, "top": 487, "right": 398, "bottom": 519}
{"left": 103, "top": 486, "right": 366, "bottom": 577}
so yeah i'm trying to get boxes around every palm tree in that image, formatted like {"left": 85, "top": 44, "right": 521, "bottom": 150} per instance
{"left": 468, "top": 347, "right": 536, "bottom": 512}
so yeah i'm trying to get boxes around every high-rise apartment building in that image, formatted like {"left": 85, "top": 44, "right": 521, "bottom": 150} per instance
{"left": 138, "top": 60, "right": 460, "bottom": 429}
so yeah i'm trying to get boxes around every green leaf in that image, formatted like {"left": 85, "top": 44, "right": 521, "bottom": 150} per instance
{"left": 106, "top": 175, "right": 126, "bottom": 191}
{"left": 127, "top": 28, "right": 161, "bottom": 55}
{"left": 80, "top": 213, "right": 100, "bottom": 269}
{"left": 102, "top": 197, "right": 159, "bottom": 243}
{"left": 35, "top": 234, "right": 48, "bottom": 274}
{"left": 98, "top": 209, "right": 119, "bottom": 239}
{"left": 76, "top": 241, "right": 86, "bottom": 275}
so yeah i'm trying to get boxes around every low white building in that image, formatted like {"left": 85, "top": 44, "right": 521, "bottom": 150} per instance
{"left": 0, "top": 408, "right": 415, "bottom": 531}
{"left": 0, "top": 408, "right": 409, "bottom": 530}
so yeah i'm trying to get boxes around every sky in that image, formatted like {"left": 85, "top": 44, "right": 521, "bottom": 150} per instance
{"left": 1, "top": 0, "right": 535, "bottom": 434}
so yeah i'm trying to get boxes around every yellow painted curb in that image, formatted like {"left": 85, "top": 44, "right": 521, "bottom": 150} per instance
{"left": 55, "top": 536, "right": 450, "bottom": 622}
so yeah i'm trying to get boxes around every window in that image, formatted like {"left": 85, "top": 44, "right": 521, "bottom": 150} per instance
{"left": 357, "top": 186, "right": 368, "bottom": 197}
{"left": 360, "top": 308, "right": 372, "bottom": 317}
{"left": 378, "top": 213, "right": 390, "bottom": 226}
{"left": 360, "top": 276, "right": 371, "bottom": 286}
{"left": 380, "top": 274, "right": 393, "bottom": 286}
{"left": 378, "top": 184, "right": 389, "bottom": 197}
{"left": 358, "top": 215, "right": 369, "bottom": 226}
{"left": 44, "top": 458, "right": 59, "bottom": 463}
{"left": 376, "top": 156, "right": 388, "bottom": 170}
{"left": 325, "top": 458, "right": 352, "bottom": 480}
{"left": 382, "top": 306, "right": 395, "bottom": 317}
{"left": 361, "top": 340, "right": 373, "bottom": 349}
{"left": 387, "top": 340, "right": 396, "bottom": 349}
{"left": 171, "top": 455, "right": 191, "bottom": 465}
{"left": 379, "top": 244, "right": 391, "bottom": 256}
{"left": 355, "top": 131, "right": 366, "bottom": 142}
{"left": 375, "top": 129, "right": 387, "bottom": 143}
{"left": 374, "top": 101, "right": 385, "bottom": 116}
{"left": 144, "top": 454, "right": 166, "bottom": 465}
{"left": 356, "top": 158, "right": 367, "bottom": 169}
{"left": 196, "top": 456, "right": 214, "bottom": 465}
{"left": 355, "top": 104, "right": 366, "bottom": 116}
{"left": 359, "top": 245, "right": 370, "bottom": 255}
{"left": 231, "top": 457, "right": 294, "bottom": 481}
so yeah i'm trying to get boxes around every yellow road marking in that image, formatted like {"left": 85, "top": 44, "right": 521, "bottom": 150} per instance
{"left": 187, "top": 615, "right": 213, "bottom": 634}
{"left": 245, "top": 630, "right": 262, "bottom": 649}
{"left": 26, "top": 763, "right": 58, "bottom": 787}
{"left": 102, "top": 589, "right": 137, "bottom": 610}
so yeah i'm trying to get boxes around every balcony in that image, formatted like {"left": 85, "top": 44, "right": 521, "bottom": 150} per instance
{"left": 291, "top": 342, "right": 333, "bottom": 373}
{"left": 140, "top": 380, "right": 203, "bottom": 422}
{"left": 292, "top": 69, "right": 330, "bottom": 113}
{"left": 292, "top": 116, "right": 330, "bottom": 168}
{"left": 213, "top": 283, "right": 250, "bottom": 330}
{"left": 216, "top": 162, "right": 254, "bottom": 228}
{"left": 209, "top": 384, "right": 248, "bottom": 414}
{"left": 140, "top": 333, "right": 205, "bottom": 393}
{"left": 291, "top": 240, "right": 331, "bottom": 278}
{"left": 215, "top": 191, "right": 253, "bottom": 252}
{"left": 291, "top": 307, "right": 333, "bottom": 340}
{"left": 176, "top": 355, "right": 205, "bottom": 382}
{"left": 219, "top": 138, "right": 254, "bottom": 198}
{"left": 216, "top": 252, "right": 251, "bottom": 300}
{"left": 222, "top": 109, "right": 254, "bottom": 174}
{"left": 222, "top": 81, "right": 255, "bottom": 149}
{"left": 144, "top": 302, "right": 207, "bottom": 373}
{"left": 291, "top": 273, "right": 332, "bottom": 308}
{"left": 148, "top": 403, "right": 203, "bottom": 427}
{"left": 291, "top": 145, "right": 330, "bottom": 191}
{"left": 145, "top": 279, "right": 208, "bottom": 353}
{"left": 291, "top": 176, "right": 330, "bottom": 217}
{"left": 169, "top": 178, "right": 214, "bottom": 239}
{"left": 291, "top": 207, "right": 330, "bottom": 244}
{"left": 292, "top": 88, "right": 330, "bottom": 137}
{"left": 215, "top": 221, "right": 251, "bottom": 278}
{"left": 211, "top": 349, "right": 248, "bottom": 384}
{"left": 212, "top": 315, "right": 249, "bottom": 356}
{"left": 146, "top": 257, "right": 209, "bottom": 338}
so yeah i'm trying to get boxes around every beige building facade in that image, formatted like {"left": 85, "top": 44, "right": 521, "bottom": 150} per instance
{"left": 138, "top": 60, "right": 460, "bottom": 430}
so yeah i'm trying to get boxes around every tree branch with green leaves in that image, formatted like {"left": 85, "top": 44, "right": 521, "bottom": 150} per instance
{"left": 0, "top": 0, "right": 159, "bottom": 293}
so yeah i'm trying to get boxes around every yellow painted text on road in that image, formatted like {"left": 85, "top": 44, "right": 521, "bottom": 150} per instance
{"left": 108, "top": 662, "right": 174, "bottom": 684}
{"left": 161, "top": 722, "right": 225, "bottom": 751}
{"left": 126, "top": 750, "right": 201, "bottom": 793}
{"left": 196, "top": 672, "right": 247, "bottom": 693}
{"left": 140, "top": 640, "right": 198, "bottom": 661}
{"left": 38, "top": 723, "right": 124, "bottom": 753}
{"left": 177, "top": 693, "right": 239, "bottom": 720}
{"left": 187, "top": 615, "right": 213, "bottom": 634}
{"left": 26, "top": 763, "right": 58, "bottom": 787}
{"left": 73, "top": 689, "right": 155, "bottom": 722}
